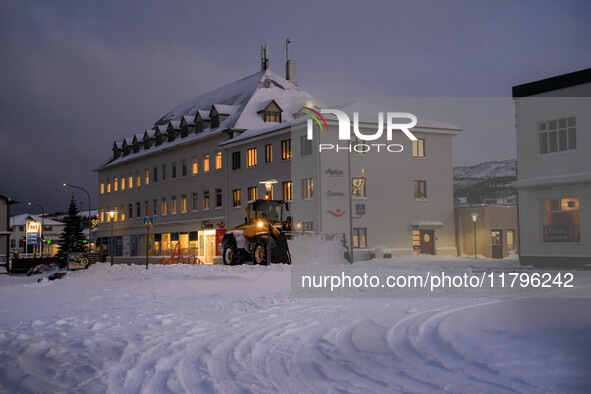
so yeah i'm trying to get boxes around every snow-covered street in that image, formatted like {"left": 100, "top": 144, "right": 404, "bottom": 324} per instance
{"left": 1, "top": 260, "right": 590, "bottom": 393}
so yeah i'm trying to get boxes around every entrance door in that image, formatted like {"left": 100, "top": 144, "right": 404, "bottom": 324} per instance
{"left": 419, "top": 230, "right": 435, "bottom": 255}
{"left": 491, "top": 230, "right": 503, "bottom": 258}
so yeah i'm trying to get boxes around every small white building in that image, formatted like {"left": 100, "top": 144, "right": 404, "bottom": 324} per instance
{"left": 512, "top": 68, "right": 591, "bottom": 267}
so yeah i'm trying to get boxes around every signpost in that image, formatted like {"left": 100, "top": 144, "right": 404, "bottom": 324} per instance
{"left": 143, "top": 217, "right": 153, "bottom": 269}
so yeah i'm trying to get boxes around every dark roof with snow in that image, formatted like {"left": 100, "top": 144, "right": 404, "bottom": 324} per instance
{"left": 512, "top": 68, "right": 591, "bottom": 97}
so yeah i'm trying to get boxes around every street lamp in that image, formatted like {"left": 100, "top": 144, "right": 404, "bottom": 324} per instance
{"left": 63, "top": 183, "right": 92, "bottom": 253}
{"left": 107, "top": 209, "right": 117, "bottom": 266}
{"left": 27, "top": 202, "right": 44, "bottom": 258}
{"left": 470, "top": 213, "right": 479, "bottom": 259}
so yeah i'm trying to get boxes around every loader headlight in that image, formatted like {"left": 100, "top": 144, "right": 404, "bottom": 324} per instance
{"left": 257, "top": 221, "right": 264, "bottom": 228}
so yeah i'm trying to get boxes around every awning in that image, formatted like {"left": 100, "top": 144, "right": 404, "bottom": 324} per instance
{"left": 411, "top": 220, "right": 444, "bottom": 230}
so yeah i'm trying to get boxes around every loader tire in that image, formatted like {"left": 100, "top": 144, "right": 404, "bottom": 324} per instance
{"left": 223, "top": 241, "right": 243, "bottom": 266}
{"left": 252, "top": 238, "right": 269, "bottom": 266}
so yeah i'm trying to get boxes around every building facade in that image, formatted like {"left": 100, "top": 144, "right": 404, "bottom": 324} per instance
{"left": 512, "top": 68, "right": 591, "bottom": 267}
{"left": 0, "top": 195, "right": 17, "bottom": 271}
{"left": 96, "top": 66, "right": 459, "bottom": 263}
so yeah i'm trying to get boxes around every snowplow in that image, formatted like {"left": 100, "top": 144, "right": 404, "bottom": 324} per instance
{"left": 222, "top": 199, "right": 292, "bottom": 265}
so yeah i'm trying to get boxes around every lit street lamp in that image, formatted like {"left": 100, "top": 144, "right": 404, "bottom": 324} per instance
{"left": 63, "top": 183, "right": 92, "bottom": 253}
{"left": 27, "top": 202, "right": 44, "bottom": 258}
{"left": 107, "top": 209, "right": 117, "bottom": 266}
{"left": 470, "top": 213, "right": 479, "bottom": 259}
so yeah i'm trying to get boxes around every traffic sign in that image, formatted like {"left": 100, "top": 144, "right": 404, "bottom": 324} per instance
{"left": 356, "top": 204, "right": 366, "bottom": 215}
{"left": 143, "top": 217, "right": 153, "bottom": 227}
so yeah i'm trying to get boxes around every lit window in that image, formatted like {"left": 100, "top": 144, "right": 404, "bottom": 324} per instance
{"left": 114, "top": 177, "right": 118, "bottom": 192}
{"left": 232, "top": 151, "right": 241, "bottom": 170}
{"left": 215, "top": 151, "right": 222, "bottom": 169}
{"left": 203, "top": 191, "right": 210, "bottom": 209}
{"left": 414, "top": 180, "right": 426, "bottom": 199}
{"left": 541, "top": 198, "right": 580, "bottom": 243}
{"left": 247, "top": 148, "right": 257, "bottom": 167}
{"left": 302, "top": 178, "right": 313, "bottom": 199}
{"left": 100, "top": 182, "right": 104, "bottom": 194}
{"left": 128, "top": 174, "right": 133, "bottom": 189}
{"left": 192, "top": 156, "right": 198, "bottom": 174}
{"left": 263, "top": 111, "right": 282, "bottom": 123}
{"left": 144, "top": 169, "right": 149, "bottom": 185}
{"left": 300, "top": 135, "right": 312, "bottom": 156}
{"left": 538, "top": 117, "right": 576, "bottom": 154}
{"left": 203, "top": 154, "right": 210, "bottom": 173}
{"left": 233, "top": 189, "right": 242, "bottom": 207}
{"left": 100, "top": 209, "right": 104, "bottom": 222}
{"left": 107, "top": 179, "right": 111, "bottom": 193}
{"left": 282, "top": 139, "right": 292, "bottom": 160}
{"left": 353, "top": 228, "right": 367, "bottom": 248}
{"left": 215, "top": 188, "right": 222, "bottom": 208}
{"left": 121, "top": 176, "right": 125, "bottom": 190}
{"left": 161, "top": 198, "right": 167, "bottom": 215}
{"left": 181, "top": 195, "right": 187, "bottom": 213}
{"left": 412, "top": 139, "right": 425, "bottom": 158}
{"left": 265, "top": 144, "right": 272, "bottom": 163}
{"left": 282, "top": 181, "right": 293, "bottom": 200}
{"left": 248, "top": 186, "right": 258, "bottom": 201}
{"left": 412, "top": 230, "right": 421, "bottom": 253}
{"left": 171, "top": 196, "right": 177, "bottom": 214}
{"left": 136, "top": 171, "right": 141, "bottom": 187}
{"left": 120, "top": 209, "right": 125, "bottom": 221}
{"left": 352, "top": 178, "right": 366, "bottom": 197}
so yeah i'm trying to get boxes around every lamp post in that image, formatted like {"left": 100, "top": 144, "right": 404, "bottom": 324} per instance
{"left": 63, "top": 183, "right": 92, "bottom": 253}
{"left": 107, "top": 210, "right": 117, "bottom": 265}
{"left": 27, "top": 202, "right": 44, "bottom": 258}
{"left": 470, "top": 213, "right": 479, "bottom": 259}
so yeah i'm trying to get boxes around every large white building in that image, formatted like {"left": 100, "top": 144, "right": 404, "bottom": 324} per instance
{"left": 513, "top": 68, "right": 591, "bottom": 267}
{"left": 96, "top": 60, "right": 459, "bottom": 263}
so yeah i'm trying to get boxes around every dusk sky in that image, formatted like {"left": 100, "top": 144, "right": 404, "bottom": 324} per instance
{"left": 1, "top": 0, "right": 590, "bottom": 214}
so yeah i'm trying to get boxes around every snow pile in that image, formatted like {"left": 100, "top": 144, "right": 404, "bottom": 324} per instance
{"left": 0, "top": 258, "right": 590, "bottom": 392}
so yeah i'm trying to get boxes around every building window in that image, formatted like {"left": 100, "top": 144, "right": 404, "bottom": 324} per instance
{"left": 282, "top": 139, "right": 292, "bottom": 160}
{"left": 352, "top": 178, "right": 366, "bottom": 197}
{"left": 203, "top": 154, "right": 210, "bottom": 173}
{"left": 162, "top": 164, "right": 167, "bottom": 181}
{"left": 300, "top": 135, "right": 312, "bottom": 156}
{"left": 100, "top": 182, "right": 104, "bottom": 194}
{"left": 144, "top": 201, "right": 149, "bottom": 216}
{"left": 203, "top": 191, "right": 210, "bottom": 209}
{"left": 128, "top": 174, "right": 133, "bottom": 189}
{"left": 541, "top": 198, "right": 580, "bottom": 243}
{"left": 192, "top": 193, "right": 198, "bottom": 211}
{"left": 215, "top": 188, "right": 222, "bottom": 208}
{"left": 128, "top": 203, "right": 133, "bottom": 219}
{"left": 414, "top": 180, "right": 427, "bottom": 199}
{"left": 302, "top": 222, "right": 314, "bottom": 231}
{"left": 171, "top": 196, "right": 177, "bottom": 214}
{"left": 248, "top": 186, "right": 258, "bottom": 201}
{"left": 233, "top": 189, "right": 242, "bottom": 207}
{"left": 171, "top": 162, "right": 177, "bottom": 179}
{"left": 181, "top": 159, "right": 187, "bottom": 177}
{"left": 215, "top": 151, "right": 222, "bottom": 169}
{"left": 412, "top": 138, "right": 425, "bottom": 158}
{"left": 302, "top": 178, "right": 313, "bottom": 199}
{"left": 100, "top": 210, "right": 104, "bottom": 223}
{"left": 181, "top": 195, "right": 187, "bottom": 213}
{"left": 136, "top": 202, "right": 140, "bottom": 218}
{"left": 353, "top": 228, "right": 367, "bottom": 248}
{"left": 412, "top": 230, "right": 421, "bottom": 253}
{"left": 114, "top": 177, "right": 118, "bottom": 192}
{"left": 265, "top": 143, "right": 273, "bottom": 163}
{"left": 136, "top": 171, "right": 141, "bottom": 187}
{"left": 192, "top": 156, "right": 198, "bottom": 174}
{"left": 144, "top": 169, "right": 149, "bottom": 185}
{"left": 506, "top": 230, "right": 515, "bottom": 251}
{"left": 247, "top": 148, "right": 257, "bottom": 167}
{"left": 538, "top": 117, "right": 576, "bottom": 154}
{"left": 153, "top": 167, "right": 158, "bottom": 183}
{"left": 106, "top": 179, "right": 111, "bottom": 193}
{"left": 153, "top": 199, "right": 158, "bottom": 216}
{"left": 282, "top": 181, "right": 293, "bottom": 201}
{"left": 161, "top": 198, "right": 167, "bottom": 215}
{"left": 120, "top": 176, "right": 125, "bottom": 190}
{"left": 263, "top": 111, "right": 282, "bottom": 123}
{"left": 232, "top": 151, "right": 241, "bottom": 170}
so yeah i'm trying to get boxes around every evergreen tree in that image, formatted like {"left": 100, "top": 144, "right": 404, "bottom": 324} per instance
{"left": 56, "top": 197, "right": 86, "bottom": 267}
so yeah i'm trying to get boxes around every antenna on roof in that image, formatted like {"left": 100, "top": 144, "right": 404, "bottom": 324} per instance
{"left": 285, "top": 38, "right": 297, "bottom": 86}
{"left": 260, "top": 44, "right": 269, "bottom": 71}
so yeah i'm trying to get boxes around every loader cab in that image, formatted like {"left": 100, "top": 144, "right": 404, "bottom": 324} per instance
{"left": 246, "top": 200, "right": 286, "bottom": 226}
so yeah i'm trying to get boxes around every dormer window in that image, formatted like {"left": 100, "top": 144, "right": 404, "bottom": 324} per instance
{"left": 257, "top": 99, "right": 283, "bottom": 123}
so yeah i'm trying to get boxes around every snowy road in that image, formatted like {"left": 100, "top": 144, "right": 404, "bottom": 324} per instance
{"left": 0, "top": 262, "right": 590, "bottom": 393}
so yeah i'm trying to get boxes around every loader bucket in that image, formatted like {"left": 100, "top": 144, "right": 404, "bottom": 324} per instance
{"left": 272, "top": 232, "right": 292, "bottom": 264}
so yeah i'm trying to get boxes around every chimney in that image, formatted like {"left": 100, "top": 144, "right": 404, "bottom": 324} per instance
{"left": 260, "top": 44, "right": 269, "bottom": 71}
{"left": 285, "top": 38, "right": 297, "bottom": 86}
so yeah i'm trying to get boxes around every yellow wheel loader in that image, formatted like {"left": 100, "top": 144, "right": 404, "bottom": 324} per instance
{"left": 222, "top": 200, "right": 292, "bottom": 265}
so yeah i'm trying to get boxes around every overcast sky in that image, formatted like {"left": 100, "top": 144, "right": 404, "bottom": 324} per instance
{"left": 1, "top": 0, "right": 590, "bottom": 214}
